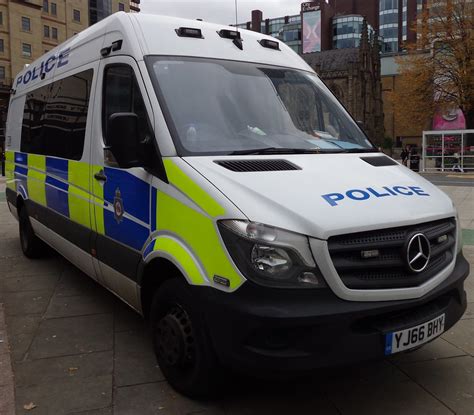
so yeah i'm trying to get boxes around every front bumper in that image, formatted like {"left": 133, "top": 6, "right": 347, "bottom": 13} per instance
{"left": 196, "top": 253, "right": 469, "bottom": 374}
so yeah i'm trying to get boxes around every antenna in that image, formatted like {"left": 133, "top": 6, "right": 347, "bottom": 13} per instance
{"left": 234, "top": 0, "right": 238, "bottom": 29}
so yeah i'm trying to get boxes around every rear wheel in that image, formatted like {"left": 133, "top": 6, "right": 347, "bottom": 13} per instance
{"left": 150, "top": 278, "right": 221, "bottom": 398}
{"left": 19, "top": 206, "right": 46, "bottom": 258}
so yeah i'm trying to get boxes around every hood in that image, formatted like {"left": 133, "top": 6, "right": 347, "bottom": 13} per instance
{"left": 184, "top": 154, "right": 455, "bottom": 239}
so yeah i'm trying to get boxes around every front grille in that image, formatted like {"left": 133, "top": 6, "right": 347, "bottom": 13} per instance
{"left": 328, "top": 218, "right": 456, "bottom": 289}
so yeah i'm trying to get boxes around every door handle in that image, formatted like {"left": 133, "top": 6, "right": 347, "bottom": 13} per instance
{"left": 94, "top": 170, "right": 107, "bottom": 182}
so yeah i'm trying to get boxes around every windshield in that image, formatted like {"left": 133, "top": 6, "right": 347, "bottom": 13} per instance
{"left": 147, "top": 56, "right": 375, "bottom": 156}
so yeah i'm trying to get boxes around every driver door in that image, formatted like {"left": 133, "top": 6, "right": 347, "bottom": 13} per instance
{"left": 90, "top": 56, "right": 154, "bottom": 307}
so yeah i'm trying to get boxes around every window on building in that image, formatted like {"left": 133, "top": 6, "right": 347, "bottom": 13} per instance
{"left": 0, "top": 11, "right": 3, "bottom": 25}
{"left": 21, "top": 17, "right": 31, "bottom": 32}
{"left": 73, "top": 9, "right": 80, "bottom": 22}
{"left": 119, "top": 3, "right": 125, "bottom": 11}
{"left": 44, "top": 25, "right": 50, "bottom": 38}
{"left": 21, "top": 69, "right": 94, "bottom": 160}
{"left": 0, "top": 66, "right": 5, "bottom": 80}
{"left": 0, "top": 39, "right": 4, "bottom": 53}
{"left": 43, "top": 0, "right": 48, "bottom": 13}
{"left": 51, "top": 2, "right": 57, "bottom": 16}
{"left": 52, "top": 27, "right": 58, "bottom": 40}
{"left": 102, "top": 65, "right": 151, "bottom": 146}
{"left": 22, "top": 43, "right": 32, "bottom": 57}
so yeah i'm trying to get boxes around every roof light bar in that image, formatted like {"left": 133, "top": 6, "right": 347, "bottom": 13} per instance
{"left": 218, "top": 29, "right": 241, "bottom": 40}
{"left": 218, "top": 29, "right": 243, "bottom": 50}
{"left": 259, "top": 39, "right": 280, "bottom": 50}
{"left": 175, "top": 27, "right": 204, "bottom": 39}
{"left": 112, "top": 40, "right": 123, "bottom": 51}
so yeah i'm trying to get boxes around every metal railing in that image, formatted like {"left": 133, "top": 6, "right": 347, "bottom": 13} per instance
{"left": 422, "top": 129, "right": 474, "bottom": 173}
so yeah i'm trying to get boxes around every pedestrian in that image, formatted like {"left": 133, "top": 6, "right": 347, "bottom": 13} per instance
{"left": 401, "top": 146, "right": 409, "bottom": 166}
{"left": 452, "top": 153, "right": 464, "bottom": 173}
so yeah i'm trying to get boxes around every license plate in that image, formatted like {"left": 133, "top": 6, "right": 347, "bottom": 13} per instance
{"left": 384, "top": 314, "right": 445, "bottom": 355}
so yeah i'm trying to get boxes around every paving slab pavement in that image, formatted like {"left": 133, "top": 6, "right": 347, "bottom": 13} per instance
{"left": 0, "top": 303, "right": 15, "bottom": 415}
{"left": 0, "top": 178, "right": 473, "bottom": 414}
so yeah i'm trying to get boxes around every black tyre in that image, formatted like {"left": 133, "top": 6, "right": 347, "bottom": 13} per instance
{"left": 150, "top": 278, "right": 221, "bottom": 398}
{"left": 19, "top": 205, "right": 46, "bottom": 258}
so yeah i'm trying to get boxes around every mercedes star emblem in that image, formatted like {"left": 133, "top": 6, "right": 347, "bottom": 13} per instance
{"left": 406, "top": 233, "right": 431, "bottom": 273}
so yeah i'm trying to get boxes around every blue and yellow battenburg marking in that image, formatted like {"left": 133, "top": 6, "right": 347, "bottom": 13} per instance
{"left": 7, "top": 152, "right": 245, "bottom": 289}
{"left": 7, "top": 151, "right": 151, "bottom": 252}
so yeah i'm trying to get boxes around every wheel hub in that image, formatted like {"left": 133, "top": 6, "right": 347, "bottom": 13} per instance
{"left": 156, "top": 306, "right": 195, "bottom": 368}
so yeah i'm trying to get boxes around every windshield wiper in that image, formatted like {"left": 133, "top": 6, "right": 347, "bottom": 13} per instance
{"left": 229, "top": 147, "right": 378, "bottom": 155}
{"left": 337, "top": 148, "right": 379, "bottom": 153}
{"left": 229, "top": 147, "right": 321, "bottom": 155}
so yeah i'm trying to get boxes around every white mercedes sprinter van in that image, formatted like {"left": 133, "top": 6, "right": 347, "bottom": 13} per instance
{"left": 4, "top": 12, "right": 469, "bottom": 397}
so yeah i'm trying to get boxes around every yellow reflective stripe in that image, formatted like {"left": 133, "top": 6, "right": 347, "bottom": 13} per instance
{"left": 153, "top": 236, "right": 205, "bottom": 285}
{"left": 5, "top": 151, "right": 14, "bottom": 162}
{"left": 163, "top": 159, "right": 224, "bottom": 217}
{"left": 27, "top": 170, "right": 46, "bottom": 205}
{"left": 157, "top": 191, "right": 242, "bottom": 290}
{"left": 26, "top": 154, "right": 46, "bottom": 205}
{"left": 68, "top": 161, "right": 91, "bottom": 229}
{"left": 27, "top": 154, "right": 45, "bottom": 170}
{"left": 91, "top": 165, "right": 105, "bottom": 235}
{"left": 28, "top": 171, "right": 47, "bottom": 205}
{"left": 5, "top": 151, "right": 15, "bottom": 190}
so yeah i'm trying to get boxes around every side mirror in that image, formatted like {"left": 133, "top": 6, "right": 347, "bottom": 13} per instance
{"left": 107, "top": 113, "right": 142, "bottom": 168}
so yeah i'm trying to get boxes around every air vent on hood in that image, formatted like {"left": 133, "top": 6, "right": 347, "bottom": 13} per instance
{"left": 360, "top": 156, "right": 398, "bottom": 167}
{"left": 214, "top": 159, "right": 301, "bottom": 172}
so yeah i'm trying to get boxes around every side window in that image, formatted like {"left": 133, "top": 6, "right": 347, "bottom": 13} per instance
{"left": 21, "top": 69, "right": 93, "bottom": 160}
{"left": 102, "top": 65, "right": 151, "bottom": 146}
{"left": 21, "top": 83, "right": 50, "bottom": 155}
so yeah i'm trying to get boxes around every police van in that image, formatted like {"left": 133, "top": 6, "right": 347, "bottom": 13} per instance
{"left": 4, "top": 12, "right": 469, "bottom": 397}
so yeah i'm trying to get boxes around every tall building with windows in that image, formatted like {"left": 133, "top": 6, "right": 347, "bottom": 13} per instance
{"left": 236, "top": 0, "right": 421, "bottom": 54}
{"left": 89, "top": 0, "right": 139, "bottom": 25}
{"left": 333, "top": 15, "right": 376, "bottom": 49}
{"left": 378, "top": 0, "right": 418, "bottom": 53}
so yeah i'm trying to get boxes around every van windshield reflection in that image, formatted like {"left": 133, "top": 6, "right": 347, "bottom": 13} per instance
{"left": 147, "top": 57, "right": 374, "bottom": 156}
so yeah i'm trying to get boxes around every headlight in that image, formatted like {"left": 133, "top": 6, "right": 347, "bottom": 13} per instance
{"left": 218, "top": 220, "right": 326, "bottom": 289}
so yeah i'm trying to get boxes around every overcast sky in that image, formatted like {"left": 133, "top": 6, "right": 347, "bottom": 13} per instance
{"left": 140, "top": 0, "right": 302, "bottom": 25}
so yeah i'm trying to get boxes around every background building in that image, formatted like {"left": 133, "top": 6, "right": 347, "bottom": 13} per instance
{"left": 0, "top": 0, "right": 140, "bottom": 155}
{"left": 235, "top": 0, "right": 433, "bottom": 146}
{"left": 90, "top": 0, "right": 140, "bottom": 25}
{"left": 236, "top": 0, "right": 423, "bottom": 55}
{"left": 236, "top": 1, "right": 387, "bottom": 144}
{"left": 304, "top": 21, "right": 385, "bottom": 144}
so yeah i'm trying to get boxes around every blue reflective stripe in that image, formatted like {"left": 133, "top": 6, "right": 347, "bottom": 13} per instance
{"left": 151, "top": 187, "right": 157, "bottom": 232}
{"left": 14, "top": 166, "right": 28, "bottom": 176}
{"left": 15, "top": 152, "right": 28, "bottom": 166}
{"left": 104, "top": 168, "right": 150, "bottom": 224}
{"left": 46, "top": 176, "right": 69, "bottom": 217}
{"left": 104, "top": 210, "right": 149, "bottom": 251}
{"left": 46, "top": 175, "right": 68, "bottom": 191}
{"left": 46, "top": 157, "right": 68, "bottom": 181}
{"left": 143, "top": 240, "right": 155, "bottom": 259}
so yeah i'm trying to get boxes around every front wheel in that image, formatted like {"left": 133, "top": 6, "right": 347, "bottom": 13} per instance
{"left": 150, "top": 279, "right": 221, "bottom": 398}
